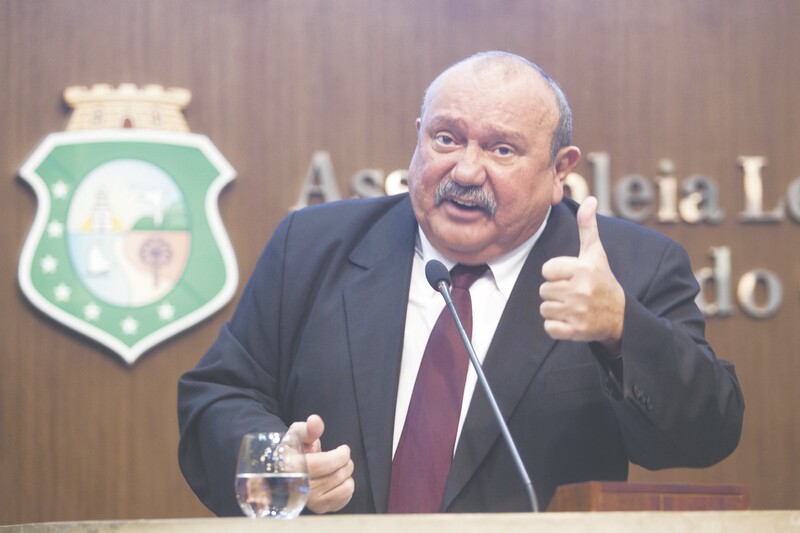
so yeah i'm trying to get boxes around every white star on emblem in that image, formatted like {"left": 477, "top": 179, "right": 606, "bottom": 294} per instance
{"left": 157, "top": 302, "right": 176, "bottom": 321}
{"left": 47, "top": 220, "right": 64, "bottom": 238}
{"left": 84, "top": 302, "right": 101, "bottom": 321}
{"left": 121, "top": 316, "right": 139, "bottom": 335}
{"left": 40, "top": 255, "right": 58, "bottom": 273}
{"left": 52, "top": 180, "right": 69, "bottom": 199}
{"left": 54, "top": 283, "right": 72, "bottom": 302}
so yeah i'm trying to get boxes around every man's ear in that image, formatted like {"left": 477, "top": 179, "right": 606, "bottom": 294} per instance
{"left": 555, "top": 145, "right": 581, "bottom": 177}
{"left": 551, "top": 145, "right": 581, "bottom": 204}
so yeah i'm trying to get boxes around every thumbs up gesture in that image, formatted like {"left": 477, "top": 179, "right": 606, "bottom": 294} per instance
{"left": 540, "top": 197, "right": 626, "bottom": 354}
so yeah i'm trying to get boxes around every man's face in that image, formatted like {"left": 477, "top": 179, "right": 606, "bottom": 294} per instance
{"left": 407, "top": 62, "right": 578, "bottom": 264}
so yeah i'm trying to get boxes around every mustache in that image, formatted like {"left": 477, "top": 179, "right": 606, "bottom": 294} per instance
{"left": 435, "top": 180, "right": 497, "bottom": 216}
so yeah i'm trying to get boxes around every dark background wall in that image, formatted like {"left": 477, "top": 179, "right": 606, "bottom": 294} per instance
{"left": 1, "top": 0, "right": 798, "bottom": 523}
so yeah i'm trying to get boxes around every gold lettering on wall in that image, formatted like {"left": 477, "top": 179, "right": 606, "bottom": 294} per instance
{"left": 293, "top": 151, "right": 798, "bottom": 319}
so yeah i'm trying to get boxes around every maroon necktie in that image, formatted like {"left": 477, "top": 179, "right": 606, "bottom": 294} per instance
{"left": 388, "top": 263, "right": 489, "bottom": 513}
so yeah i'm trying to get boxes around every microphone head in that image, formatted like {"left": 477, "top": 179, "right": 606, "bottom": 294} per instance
{"left": 425, "top": 260, "right": 451, "bottom": 291}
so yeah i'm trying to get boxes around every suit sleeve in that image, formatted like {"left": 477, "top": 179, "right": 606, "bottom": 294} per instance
{"left": 177, "top": 213, "right": 296, "bottom": 516}
{"left": 602, "top": 238, "right": 744, "bottom": 469}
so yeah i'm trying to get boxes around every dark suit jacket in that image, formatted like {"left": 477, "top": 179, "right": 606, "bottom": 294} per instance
{"left": 177, "top": 194, "right": 743, "bottom": 516}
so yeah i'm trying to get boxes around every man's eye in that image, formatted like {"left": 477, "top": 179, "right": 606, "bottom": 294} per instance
{"left": 495, "top": 146, "right": 514, "bottom": 156}
{"left": 435, "top": 134, "right": 455, "bottom": 145}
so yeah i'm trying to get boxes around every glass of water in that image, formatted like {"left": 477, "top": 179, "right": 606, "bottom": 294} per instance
{"left": 235, "top": 432, "right": 310, "bottom": 519}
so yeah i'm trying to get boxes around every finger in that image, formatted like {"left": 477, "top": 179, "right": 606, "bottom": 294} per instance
{"left": 539, "top": 299, "right": 569, "bottom": 320}
{"left": 577, "top": 196, "right": 601, "bottom": 257}
{"left": 306, "top": 446, "right": 355, "bottom": 514}
{"left": 307, "top": 473, "right": 355, "bottom": 514}
{"left": 306, "top": 444, "right": 352, "bottom": 478}
{"left": 541, "top": 256, "right": 582, "bottom": 281}
{"left": 539, "top": 279, "right": 573, "bottom": 301}
{"left": 543, "top": 319, "right": 574, "bottom": 340}
{"left": 309, "top": 455, "right": 354, "bottom": 495}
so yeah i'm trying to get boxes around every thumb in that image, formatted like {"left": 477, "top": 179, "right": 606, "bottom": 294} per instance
{"left": 289, "top": 414, "right": 325, "bottom": 452}
{"left": 577, "top": 196, "right": 601, "bottom": 257}
{"left": 303, "top": 414, "right": 325, "bottom": 445}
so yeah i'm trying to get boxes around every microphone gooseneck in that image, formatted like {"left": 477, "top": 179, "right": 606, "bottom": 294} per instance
{"left": 425, "top": 259, "right": 540, "bottom": 513}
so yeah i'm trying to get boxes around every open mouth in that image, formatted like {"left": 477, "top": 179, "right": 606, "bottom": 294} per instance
{"left": 439, "top": 195, "right": 496, "bottom": 218}
{"left": 449, "top": 197, "right": 484, "bottom": 211}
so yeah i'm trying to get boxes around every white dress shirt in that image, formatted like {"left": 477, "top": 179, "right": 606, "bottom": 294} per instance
{"left": 392, "top": 211, "right": 550, "bottom": 456}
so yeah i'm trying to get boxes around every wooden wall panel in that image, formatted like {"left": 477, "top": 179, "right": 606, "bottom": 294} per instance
{"left": 0, "top": 0, "right": 797, "bottom": 524}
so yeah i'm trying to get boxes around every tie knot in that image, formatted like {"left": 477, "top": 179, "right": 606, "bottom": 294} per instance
{"left": 450, "top": 263, "right": 488, "bottom": 289}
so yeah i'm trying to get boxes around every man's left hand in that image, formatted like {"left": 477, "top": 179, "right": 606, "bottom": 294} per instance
{"left": 539, "top": 196, "right": 625, "bottom": 354}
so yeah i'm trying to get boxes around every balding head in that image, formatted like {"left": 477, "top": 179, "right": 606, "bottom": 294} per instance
{"left": 420, "top": 51, "right": 573, "bottom": 162}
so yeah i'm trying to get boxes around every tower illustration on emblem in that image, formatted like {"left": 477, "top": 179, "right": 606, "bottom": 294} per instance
{"left": 17, "top": 84, "right": 238, "bottom": 364}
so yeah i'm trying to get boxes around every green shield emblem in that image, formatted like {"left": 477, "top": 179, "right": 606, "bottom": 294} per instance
{"left": 18, "top": 130, "right": 237, "bottom": 364}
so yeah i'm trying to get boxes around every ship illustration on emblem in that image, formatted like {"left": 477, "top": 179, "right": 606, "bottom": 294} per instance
{"left": 17, "top": 84, "right": 238, "bottom": 364}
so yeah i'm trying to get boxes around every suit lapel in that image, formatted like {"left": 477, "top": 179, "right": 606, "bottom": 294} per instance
{"left": 442, "top": 202, "right": 580, "bottom": 509}
{"left": 342, "top": 196, "right": 417, "bottom": 513}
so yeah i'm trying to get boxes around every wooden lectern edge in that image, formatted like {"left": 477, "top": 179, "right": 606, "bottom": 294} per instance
{"left": 546, "top": 481, "right": 750, "bottom": 512}
{"left": 3, "top": 511, "right": 800, "bottom": 533}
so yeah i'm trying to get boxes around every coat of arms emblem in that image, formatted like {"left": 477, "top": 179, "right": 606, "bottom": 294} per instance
{"left": 17, "top": 84, "right": 237, "bottom": 364}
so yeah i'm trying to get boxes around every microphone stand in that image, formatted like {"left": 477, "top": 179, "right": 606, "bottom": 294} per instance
{"left": 437, "top": 279, "right": 540, "bottom": 513}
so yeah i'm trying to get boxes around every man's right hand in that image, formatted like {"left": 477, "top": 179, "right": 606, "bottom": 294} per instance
{"left": 288, "top": 414, "right": 355, "bottom": 514}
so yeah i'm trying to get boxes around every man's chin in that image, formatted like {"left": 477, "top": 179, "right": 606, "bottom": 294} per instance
{"left": 428, "top": 233, "right": 497, "bottom": 263}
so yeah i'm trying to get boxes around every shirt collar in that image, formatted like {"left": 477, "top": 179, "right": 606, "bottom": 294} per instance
{"left": 416, "top": 206, "right": 551, "bottom": 299}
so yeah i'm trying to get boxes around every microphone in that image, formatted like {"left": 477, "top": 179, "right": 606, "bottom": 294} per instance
{"left": 425, "top": 259, "right": 540, "bottom": 513}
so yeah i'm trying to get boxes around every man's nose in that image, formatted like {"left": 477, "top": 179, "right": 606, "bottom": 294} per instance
{"left": 452, "top": 142, "right": 487, "bottom": 185}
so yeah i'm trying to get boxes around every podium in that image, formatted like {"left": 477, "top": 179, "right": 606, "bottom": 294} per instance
{"left": 0, "top": 481, "right": 771, "bottom": 533}
{"left": 1, "top": 511, "right": 798, "bottom": 533}
{"left": 546, "top": 481, "right": 750, "bottom": 512}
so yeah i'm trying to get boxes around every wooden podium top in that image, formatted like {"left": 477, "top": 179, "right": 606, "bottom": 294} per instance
{"left": 2, "top": 512, "right": 799, "bottom": 533}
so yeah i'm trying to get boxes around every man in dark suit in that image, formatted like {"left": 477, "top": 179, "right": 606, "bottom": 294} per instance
{"left": 177, "top": 51, "right": 743, "bottom": 516}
